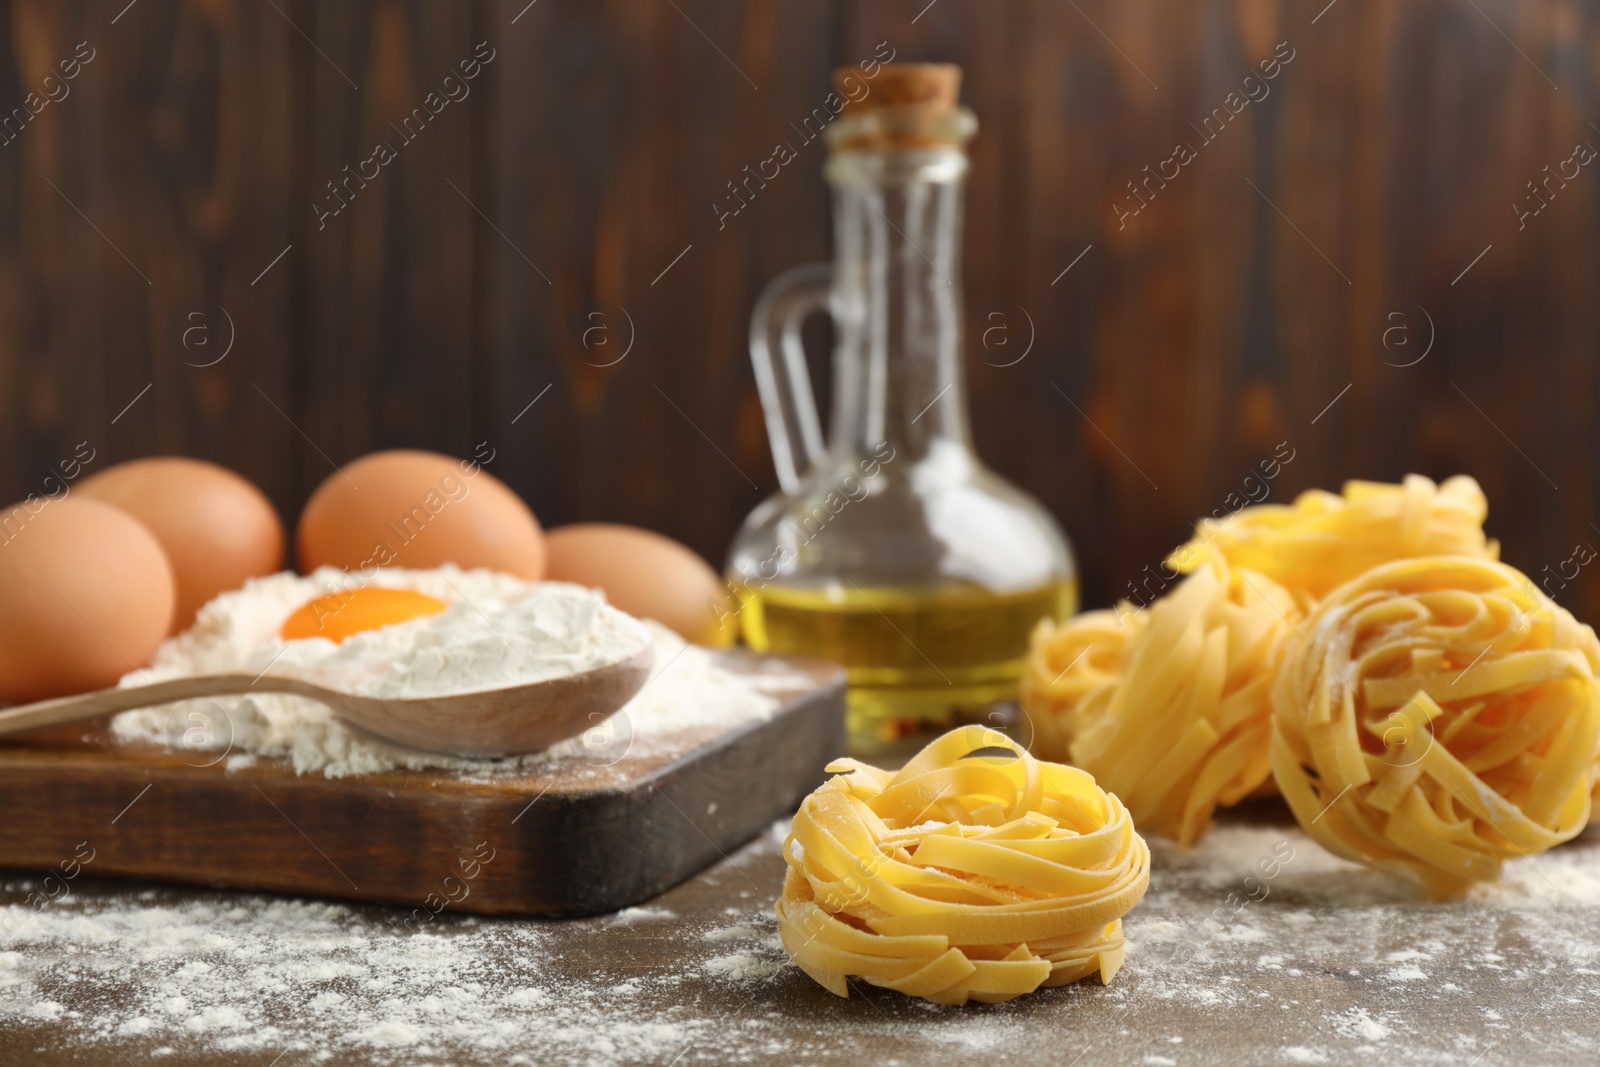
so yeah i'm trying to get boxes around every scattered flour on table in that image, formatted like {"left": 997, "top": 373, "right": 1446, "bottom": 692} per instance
{"left": 109, "top": 567, "right": 791, "bottom": 778}
{"left": 8, "top": 816, "right": 1600, "bottom": 1066}
{"left": 1104, "top": 817, "right": 1600, "bottom": 1063}
{"left": 1332, "top": 1007, "right": 1394, "bottom": 1042}
{"left": 0, "top": 894, "right": 703, "bottom": 1065}
{"left": 703, "top": 953, "right": 786, "bottom": 983}
{"left": 1149, "top": 818, "right": 1600, "bottom": 912}
{"left": 698, "top": 918, "right": 789, "bottom": 983}
{"left": 609, "top": 906, "right": 675, "bottom": 925}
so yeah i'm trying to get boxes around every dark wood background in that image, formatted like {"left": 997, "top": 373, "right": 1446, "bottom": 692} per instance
{"left": 1, "top": 0, "right": 1596, "bottom": 617}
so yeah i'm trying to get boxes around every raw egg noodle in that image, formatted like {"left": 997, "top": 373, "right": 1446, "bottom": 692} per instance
{"left": 776, "top": 726, "right": 1150, "bottom": 1005}
{"left": 1021, "top": 606, "right": 1141, "bottom": 763}
{"left": 1270, "top": 556, "right": 1600, "bottom": 898}
{"left": 1039, "top": 560, "right": 1299, "bottom": 847}
{"left": 1168, "top": 474, "right": 1498, "bottom": 600}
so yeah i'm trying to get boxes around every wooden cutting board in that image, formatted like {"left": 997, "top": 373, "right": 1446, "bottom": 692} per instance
{"left": 0, "top": 651, "right": 844, "bottom": 919}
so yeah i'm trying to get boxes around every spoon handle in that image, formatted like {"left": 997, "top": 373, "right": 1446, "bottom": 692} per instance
{"left": 0, "top": 673, "right": 355, "bottom": 738}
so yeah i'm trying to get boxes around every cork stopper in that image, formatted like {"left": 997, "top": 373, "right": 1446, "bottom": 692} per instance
{"left": 828, "top": 63, "right": 972, "bottom": 151}
{"left": 834, "top": 63, "right": 961, "bottom": 114}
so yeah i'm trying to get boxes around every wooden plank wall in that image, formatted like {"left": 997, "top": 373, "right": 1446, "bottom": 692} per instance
{"left": 0, "top": 0, "right": 1596, "bottom": 618}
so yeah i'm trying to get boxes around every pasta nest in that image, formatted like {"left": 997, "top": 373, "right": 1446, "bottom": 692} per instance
{"left": 776, "top": 726, "right": 1150, "bottom": 1005}
{"left": 1270, "top": 556, "right": 1600, "bottom": 898}
{"left": 1021, "top": 605, "right": 1141, "bottom": 763}
{"left": 1168, "top": 473, "right": 1498, "bottom": 600}
{"left": 1023, "top": 559, "right": 1301, "bottom": 846}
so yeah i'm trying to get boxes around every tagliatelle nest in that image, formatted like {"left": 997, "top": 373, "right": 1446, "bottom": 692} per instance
{"left": 776, "top": 726, "right": 1149, "bottom": 1005}
{"left": 1168, "top": 474, "right": 1499, "bottom": 601}
{"left": 1021, "top": 606, "right": 1142, "bottom": 763}
{"left": 1025, "top": 560, "right": 1301, "bottom": 847}
{"left": 1271, "top": 556, "right": 1600, "bottom": 898}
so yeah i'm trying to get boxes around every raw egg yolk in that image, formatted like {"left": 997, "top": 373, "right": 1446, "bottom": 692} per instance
{"left": 279, "top": 588, "right": 448, "bottom": 644}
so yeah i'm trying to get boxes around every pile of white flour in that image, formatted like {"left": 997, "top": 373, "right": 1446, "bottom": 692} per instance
{"left": 110, "top": 566, "right": 782, "bottom": 777}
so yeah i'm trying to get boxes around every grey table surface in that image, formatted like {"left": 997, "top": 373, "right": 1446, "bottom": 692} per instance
{"left": 2, "top": 799, "right": 1598, "bottom": 1067}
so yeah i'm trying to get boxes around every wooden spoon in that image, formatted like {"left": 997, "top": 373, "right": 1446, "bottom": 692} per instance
{"left": 0, "top": 646, "right": 655, "bottom": 758}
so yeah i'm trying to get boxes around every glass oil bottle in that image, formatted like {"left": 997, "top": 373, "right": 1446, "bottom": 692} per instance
{"left": 726, "top": 64, "right": 1077, "bottom": 758}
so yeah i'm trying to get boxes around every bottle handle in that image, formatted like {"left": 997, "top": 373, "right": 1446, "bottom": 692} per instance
{"left": 749, "top": 262, "right": 831, "bottom": 494}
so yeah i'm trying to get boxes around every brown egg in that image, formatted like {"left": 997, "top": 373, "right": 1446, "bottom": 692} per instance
{"left": 544, "top": 523, "right": 735, "bottom": 646}
{"left": 77, "top": 457, "right": 285, "bottom": 632}
{"left": 0, "top": 496, "right": 174, "bottom": 703}
{"left": 297, "top": 450, "right": 545, "bottom": 579}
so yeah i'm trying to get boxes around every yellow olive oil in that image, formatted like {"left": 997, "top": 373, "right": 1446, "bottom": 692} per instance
{"left": 736, "top": 580, "right": 1077, "bottom": 756}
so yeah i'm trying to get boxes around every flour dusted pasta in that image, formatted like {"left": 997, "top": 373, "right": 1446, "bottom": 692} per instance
{"left": 1168, "top": 474, "right": 1498, "bottom": 600}
{"left": 1271, "top": 556, "right": 1600, "bottom": 897}
{"left": 776, "top": 726, "right": 1149, "bottom": 1004}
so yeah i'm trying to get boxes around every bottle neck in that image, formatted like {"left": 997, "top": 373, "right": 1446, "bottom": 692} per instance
{"left": 825, "top": 148, "right": 971, "bottom": 466}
